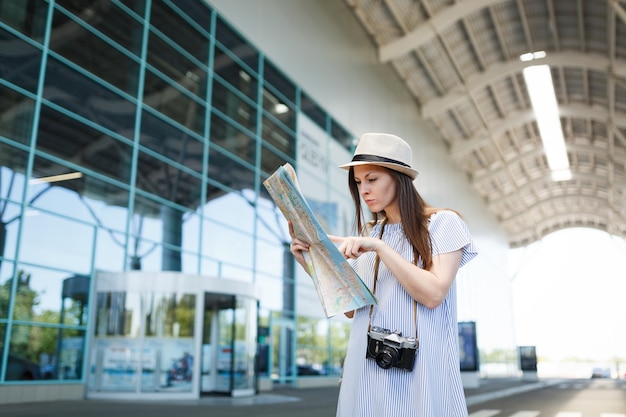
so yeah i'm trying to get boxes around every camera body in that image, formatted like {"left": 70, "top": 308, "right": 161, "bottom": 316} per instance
{"left": 366, "top": 326, "right": 418, "bottom": 371}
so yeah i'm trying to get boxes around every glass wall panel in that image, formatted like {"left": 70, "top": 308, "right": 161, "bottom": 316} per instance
{"left": 149, "top": 0, "right": 209, "bottom": 69}
{"left": 331, "top": 119, "right": 353, "bottom": 150}
{"left": 0, "top": 260, "right": 15, "bottom": 319}
{"left": 50, "top": 8, "right": 141, "bottom": 96}
{"left": 254, "top": 238, "right": 285, "bottom": 278}
{"left": 201, "top": 218, "right": 253, "bottom": 281}
{"left": 131, "top": 194, "right": 200, "bottom": 272}
{"left": 255, "top": 273, "right": 284, "bottom": 312}
{"left": 54, "top": 0, "right": 144, "bottom": 57}
{"left": 144, "top": 292, "right": 195, "bottom": 337}
{"left": 43, "top": 57, "right": 137, "bottom": 139}
{"left": 202, "top": 191, "right": 254, "bottom": 234}
{"left": 36, "top": 107, "right": 134, "bottom": 185}
{"left": 260, "top": 144, "right": 290, "bottom": 176}
{"left": 213, "top": 46, "right": 258, "bottom": 103}
{"left": 54, "top": 329, "right": 86, "bottom": 380}
{"left": 0, "top": 0, "right": 48, "bottom": 42}
{"left": 207, "top": 144, "right": 256, "bottom": 193}
{"left": 261, "top": 115, "right": 295, "bottom": 160}
{"left": 0, "top": 86, "right": 35, "bottom": 145}
{"left": 233, "top": 296, "right": 257, "bottom": 392}
{"left": 139, "top": 110, "right": 205, "bottom": 173}
{"left": 95, "top": 228, "right": 127, "bottom": 272}
{"left": 0, "top": 28, "right": 42, "bottom": 94}
{"left": 94, "top": 291, "right": 141, "bottom": 337}
{"left": 212, "top": 80, "right": 257, "bottom": 133}
{"left": 329, "top": 320, "right": 350, "bottom": 375}
{"left": 135, "top": 151, "right": 203, "bottom": 207}
{"left": 300, "top": 92, "right": 326, "bottom": 131}
{"left": 0, "top": 322, "right": 5, "bottom": 376}
{"left": 143, "top": 70, "right": 207, "bottom": 134}
{"left": 263, "top": 60, "right": 296, "bottom": 104}
{"left": 215, "top": 16, "right": 258, "bottom": 71}
{"left": 19, "top": 209, "right": 95, "bottom": 273}
{"left": 6, "top": 324, "right": 52, "bottom": 380}
{"left": 1, "top": 197, "right": 23, "bottom": 264}
{"left": 11, "top": 264, "right": 81, "bottom": 323}
{"left": 296, "top": 316, "right": 328, "bottom": 376}
{"left": 172, "top": 0, "right": 213, "bottom": 30}
{"left": 117, "top": 0, "right": 147, "bottom": 16}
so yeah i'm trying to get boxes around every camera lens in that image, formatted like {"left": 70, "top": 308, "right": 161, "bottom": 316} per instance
{"left": 375, "top": 348, "right": 399, "bottom": 369}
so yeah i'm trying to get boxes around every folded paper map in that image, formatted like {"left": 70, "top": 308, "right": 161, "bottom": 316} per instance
{"left": 263, "top": 163, "right": 377, "bottom": 318}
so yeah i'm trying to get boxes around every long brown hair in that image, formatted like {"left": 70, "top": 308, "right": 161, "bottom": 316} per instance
{"left": 348, "top": 166, "right": 438, "bottom": 270}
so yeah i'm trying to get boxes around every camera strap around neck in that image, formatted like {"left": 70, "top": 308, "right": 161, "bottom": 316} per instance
{"left": 367, "top": 218, "right": 419, "bottom": 340}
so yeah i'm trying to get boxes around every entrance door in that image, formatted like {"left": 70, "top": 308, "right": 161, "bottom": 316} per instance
{"left": 200, "top": 293, "right": 257, "bottom": 396}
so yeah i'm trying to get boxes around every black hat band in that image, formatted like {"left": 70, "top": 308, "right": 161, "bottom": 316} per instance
{"left": 351, "top": 154, "right": 411, "bottom": 168}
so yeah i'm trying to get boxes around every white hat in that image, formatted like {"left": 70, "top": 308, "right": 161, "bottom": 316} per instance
{"left": 338, "top": 133, "right": 419, "bottom": 180}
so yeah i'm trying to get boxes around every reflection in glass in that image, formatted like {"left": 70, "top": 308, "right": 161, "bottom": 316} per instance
{"left": 54, "top": 0, "right": 144, "bottom": 56}
{"left": 0, "top": 198, "right": 21, "bottom": 262}
{"left": 0, "top": 260, "right": 15, "bottom": 319}
{"left": 233, "top": 296, "right": 257, "bottom": 392}
{"left": 35, "top": 107, "right": 134, "bottom": 184}
{"left": 130, "top": 194, "right": 201, "bottom": 272}
{"left": 0, "top": 1, "right": 48, "bottom": 42}
{"left": 43, "top": 57, "right": 137, "bottom": 138}
{"left": 144, "top": 292, "right": 195, "bottom": 337}
{"left": 6, "top": 324, "right": 85, "bottom": 381}
{"left": 19, "top": 209, "right": 95, "bottom": 273}
{"left": 11, "top": 266, "right": 86, "bottom": 323}
{"left": 143, "top": 69, "right": 207, "bottom": 134}
{"left": 215, "top": 16, "right": 259, "bottom": 72}
{"left": 0, "top": 84, "right": 35, "bottom": 143}
{"left": 207, "top": 144, "right": 256, "bottom": 194}
{"left": 212, "top": 81, "right": 257, "bottom": 133}
{"left": 139, "top": 110, "right": 205, "bottom": 172}
{"left": 50, "top": 8, "right": 141, "bottom": 96}
{"left": 95, "top": 291, "right": 141, "bottom": 337}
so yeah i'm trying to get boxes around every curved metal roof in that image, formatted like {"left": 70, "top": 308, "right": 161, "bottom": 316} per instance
{"left": 345, "top": 0, "right": 626, "bottom": 247}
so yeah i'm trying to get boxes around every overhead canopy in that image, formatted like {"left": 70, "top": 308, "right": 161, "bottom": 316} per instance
{"left": 344, "top": 0, "right": 626, "bottom": 247}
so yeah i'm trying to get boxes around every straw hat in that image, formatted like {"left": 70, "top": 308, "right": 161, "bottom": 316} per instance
{"left": 338, "top": 133, "right": 419, "bottom": 179}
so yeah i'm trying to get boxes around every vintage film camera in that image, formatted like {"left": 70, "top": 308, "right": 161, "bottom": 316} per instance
{"left": 366, "top": 326, "right": 418, "bottom": 371}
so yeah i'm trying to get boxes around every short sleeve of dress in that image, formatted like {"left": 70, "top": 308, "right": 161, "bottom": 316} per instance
{"left": 428, "top": 210, "right": 478, "bottom": 268}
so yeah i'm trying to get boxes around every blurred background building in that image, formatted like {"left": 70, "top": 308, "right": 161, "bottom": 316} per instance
{"left": 10, "top": 0, "right": 615, "bottom": 403}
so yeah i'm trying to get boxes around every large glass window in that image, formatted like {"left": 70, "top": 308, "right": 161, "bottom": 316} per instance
{"left": 212, "top": 80, "right": 257, "bottom": 133}
{"left": 50, "top": 8, "right": 141, "bottom": 96}
{"left": 139, "top": 109, "right": 205, "bottom": 173}
{"left": 149, "top": 0, "right": 210, "bottom": 69}
{"left": 0, "top": 260, "right": 15, "bottom": 319}
{"left": 43, "top": 57, "right": 137, "bottom": 139}
{"left": 95, "top": 291, "right": 141, "bottom": 337}
{"left": 0, "top": 28, "right": 42, "bottom": 94}
{"left": 36, "top": 107, "right": 135, "bottom": 185}
{"left": 0, "top": 0, "right": 48, "bottom": 41}
{"left": 130, "top": 194, "right": 201, "bottom": 273}
{"left": 55, "top": 0, "right": 145, "bottom": 57}
{"left": 135, "top": 149, "right": 203, "bottom": 206}
{"left": 144, "top": 292, "right": 195, "bottom": 338}
{"left": 0, "top": 85, "right": 35, "bottom": 145}
{"left": 215, "top": 16, "right": 258, "bottom": 72}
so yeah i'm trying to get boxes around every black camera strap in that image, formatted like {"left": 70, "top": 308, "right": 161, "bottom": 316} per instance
{"left": 367, "top": 218, "right": 419, "bottom": 340}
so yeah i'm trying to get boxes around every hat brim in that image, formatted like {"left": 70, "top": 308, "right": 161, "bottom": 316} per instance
{"left": 338, "top": 161, "right": 419, "bottom": 180}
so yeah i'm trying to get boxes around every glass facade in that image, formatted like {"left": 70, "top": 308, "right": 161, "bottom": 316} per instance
{"left": 0, "top": 0, "right": 354, "bottom": 391}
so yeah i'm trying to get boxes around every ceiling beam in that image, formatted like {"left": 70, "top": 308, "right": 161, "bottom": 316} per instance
{"left": 379, "top": 0, "right": 505, "bottom": 62}
{"left": 450, "top": 104, "right": 626, "bottom": 158}
{"left": 421, "top": 53, "right": 626, "bottom": 117}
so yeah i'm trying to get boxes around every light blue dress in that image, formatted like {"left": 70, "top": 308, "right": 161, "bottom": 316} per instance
{"left": 336, "top": 210, "right": 478, "bottom": 417}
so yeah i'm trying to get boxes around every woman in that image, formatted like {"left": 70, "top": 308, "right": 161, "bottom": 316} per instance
{"left": 290, "top": 132, "right": 477, "bottom": 417}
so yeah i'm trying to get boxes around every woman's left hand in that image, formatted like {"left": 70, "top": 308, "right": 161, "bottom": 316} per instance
{"left": 328, "top": 235, "right": 383, "bottom": 259}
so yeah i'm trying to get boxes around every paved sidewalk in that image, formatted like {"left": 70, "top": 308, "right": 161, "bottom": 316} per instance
{"left": 0, "top": 378, "right": 559, "bottom": 417}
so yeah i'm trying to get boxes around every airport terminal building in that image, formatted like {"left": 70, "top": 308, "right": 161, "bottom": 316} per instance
{"left": 0, "top": 0, "right": 514, "bottom": 403}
